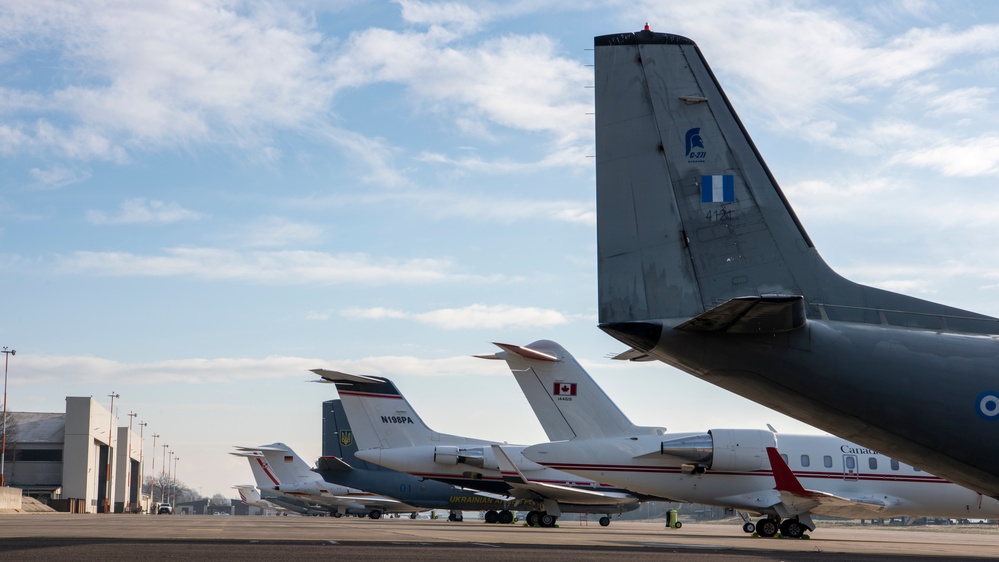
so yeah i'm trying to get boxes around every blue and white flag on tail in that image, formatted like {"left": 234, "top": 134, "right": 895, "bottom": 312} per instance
{"left": 701, "top": 175, "right": 735, "bottom": 203}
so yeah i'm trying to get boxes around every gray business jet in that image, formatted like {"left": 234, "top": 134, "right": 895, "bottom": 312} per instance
{"left": 592, "top": 28, "right": 999, "bottom": 497}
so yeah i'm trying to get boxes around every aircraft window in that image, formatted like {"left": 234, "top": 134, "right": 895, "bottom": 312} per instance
{"left": 845, "top": 456, "right": 856, "bottom": 470}
{"left": 780, "top": 454, "right": 789, "bottom": 464}
{"left": 823, "top": 455, "right": 832, "bottom": 468}
{"left": 800, "top": 454, "right": 810, "bottom": 467}
{"left": 868, "top": 457, "right": 877, "bottom": 470}
{"left": 913, "top": 466, "right": 921, "bottom": 472}
{"left": 890, "top": 459, "right": 899, "bottom": 471}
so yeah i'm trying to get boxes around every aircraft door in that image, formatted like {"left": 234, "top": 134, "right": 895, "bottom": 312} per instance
{"left": 842, "top": 454, "right": 859, "bottom": 481}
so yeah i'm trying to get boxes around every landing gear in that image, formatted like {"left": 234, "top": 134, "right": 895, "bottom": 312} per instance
{"left": 742, "top": 522, "right": 755, "bottom": 534}
{"left": 756, "top": 518, "right": 778, "bottom": 538}
{"left": 498, "top": 509, "right": 514, "bottom": 524}
{"left": 368, "top": 510, "right": 382, "bottom": 520}
{"left": 539, "top": 512, "right": 558, "bottom": 528}
{"left": 780, "top": 519, "right": 806, "bottom": 539}
{"left": 409, "top": 512, "right": 417, "bottom": 520}
{"left": 526, "top": 511, "right": 541, "bottom": 527}
{"left": 332, "top": 512, "right": 343, "bottom": 518}
{"left": 484, "top": 510, "right": 499, "bottom": 524}
{"left": 447, "top": 510, "right": 463, "bottom": 522}
{"left": 599, "top": 516, "right": 611, "bottom": 527}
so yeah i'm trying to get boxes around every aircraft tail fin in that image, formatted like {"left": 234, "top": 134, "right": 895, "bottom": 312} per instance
{"left": 481, "top": 340, "right": 663, "bottom": 440}
{"left": 231, "top": 449, "right": 282, "bottom": 489}
{"left": 594, "top": 29, "right": 992, "bottom": 335}
{"left": 323, "top": 399, "right": 378, "bottom": 469}
{"left": 312, "top": 369, "right": 489, "bottom": 449}
{"left": 233, "top": 484, "right": 260, "bottom": 504}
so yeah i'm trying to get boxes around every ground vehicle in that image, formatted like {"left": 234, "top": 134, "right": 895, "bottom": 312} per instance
{"left": 158, "top": 503, "right": 173, "bottom": 514}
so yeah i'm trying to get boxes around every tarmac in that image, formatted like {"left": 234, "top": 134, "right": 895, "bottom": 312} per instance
{"left": 0, "top": 514, "right": 996, "bottom": 561}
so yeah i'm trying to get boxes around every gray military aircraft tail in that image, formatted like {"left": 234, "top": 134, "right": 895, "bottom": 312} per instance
{"left": 593, "top": 28, "right": 999, "bottom": 497}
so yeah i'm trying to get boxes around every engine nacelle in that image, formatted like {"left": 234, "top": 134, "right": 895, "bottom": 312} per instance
{"left": 660, "top": 429, "right": 775, "bottom": 472}
{"left": 433, "top": 446, "right": 484, "bottom": 468}
{"left": 708, "top": 428, "right": 775, "bottom": 472}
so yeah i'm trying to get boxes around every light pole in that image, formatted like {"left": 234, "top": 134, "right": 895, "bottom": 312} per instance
{"left": 167, "top": 450, "right": 173, "bottom": 504}
{"left": 104, "top": 392, "right": 119, "bottom": 513}
{"left": 1, "top": 347, "right": 15, "bottom": 487}
{"left": 138, "top": 421, "right": 147, "bottom": 513}
{"left": 150, "top": 434, "right": 159, "bottom": 511}
{"left": 161, "top": 443, "right": 168, "bottom": 504}
{"left": 173, "top": 456, "right": 180, "bottom": 506}
{"left": 126, "top": 412, "right": 136, "bottom": 512}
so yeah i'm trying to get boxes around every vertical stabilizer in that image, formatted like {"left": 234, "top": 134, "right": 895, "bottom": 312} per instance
{"left": 485, "top": 340, "right": 663, "bottom": 439}
{"left": 324, "top": 399, "right": 377, "bottom": 470}
{"left": 594, "top": 29, "right": 988, "bottom": 330}
{"left": 312, "top": 369, "right": 490, "bottom": 449}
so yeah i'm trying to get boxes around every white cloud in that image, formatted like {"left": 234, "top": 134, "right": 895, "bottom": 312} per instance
{"left": 341, "top": 303, "right": 571, "bottom": 329}
{"left": 890, "top": 135, "right": 999, "bottom": 177}
{"left": 54, "top": 248, "right": 503, "bottom": 285}
{"left": 28, "top": 165, "right": 91, "bottom": 190}
{"left": 227, "top": 216, "right": 323, "bottom": 248}
{"left": 86, "top": 198, "right": 206, "bottom": 225}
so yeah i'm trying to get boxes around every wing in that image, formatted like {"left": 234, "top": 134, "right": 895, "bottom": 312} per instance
{"left": 490, "top": 445, "right": 638, "bottom": 506}
{"left": 766, "top": 447, "right": 891, "bottom": 519}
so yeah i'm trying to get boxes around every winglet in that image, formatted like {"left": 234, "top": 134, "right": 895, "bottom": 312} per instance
{"left": 766, "top": 447, "right": 811, "bottom": 496}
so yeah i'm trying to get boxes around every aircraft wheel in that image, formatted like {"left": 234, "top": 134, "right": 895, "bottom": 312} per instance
{"left": 484, "top": 510, "right": 499, "bottom": 524}
{"left": 539, "top": 513, "right": 557, "bottom": 528}
{"left": 742, "top": 522, "right": 755, "bottom": 533}
{"left": 410, "top": 512, "right": 417, "bottom": 519}
{"left": 599, "top": 516, "right": 610, "bottom": 527}
{"left": 447, "top": 512, "right": 456, "bottom": 522}
{"left": 780, "top": 519, "right": 805, "bottom": 539}
{"left": 526, "top": 511, "right": 541, "bottom": 527}
{"left": 756, "top": 518, "right": 778, "bottom": 538}
{"left": 368, "top": 510, "right": 381, "bottom": 520}
{"left": 498, "top": 510, "right": 513, "bottom": 524}
{"left": 332, "top": 512, "right": 342, "bottom": 518}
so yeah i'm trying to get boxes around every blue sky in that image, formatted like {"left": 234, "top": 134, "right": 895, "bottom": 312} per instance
{"left": 3, "top": 1, "right": 999, "bottom": 498}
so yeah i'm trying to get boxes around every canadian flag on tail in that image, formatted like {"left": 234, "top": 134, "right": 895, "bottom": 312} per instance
{"left": 553, "top": 382, "right": 577, "bottom": 396}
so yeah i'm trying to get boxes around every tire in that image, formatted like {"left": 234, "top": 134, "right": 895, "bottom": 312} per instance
{"left": 599, "top": 516, "right": 610, "bottom": 527}
{"left": 756, "top": 518, "right": 778, "bottom": 538}
{"left": 540, "top": 513, "right": 557, "bottom": 528}
{"left": 484, "top": 510, "right": 499, "bottom": 524}
{"left": 368, "top": 510, "right": 381, "bottom": 520}
{"left": 410, "top": 512, "right": 417, "bottom": 520}
{"left": 526, "top": 511, "right": 541, "bottom": 527}
{"left": 742, "top": 522, "right": 755, "bottom": 533}
{"left": 673, "top": 521, "right": 682, "bottom": 529}
{"left": 781, "top": 519, "right": 805, "bottom": 539}
{"left": 332, "top": 512, "right": 342, "bottom": 518}
{"left": 498, "top": 510, "right": 513, "bottom": 525}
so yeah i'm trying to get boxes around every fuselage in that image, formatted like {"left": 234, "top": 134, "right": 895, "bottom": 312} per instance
{"left": 524, "top": 432, "right": 999, "bottom": 519}
{"left": 606, "top": 317, "right": 999, "bottom": 499}
{"left": 353, "top": 444, "right": 647, "bottom": 511}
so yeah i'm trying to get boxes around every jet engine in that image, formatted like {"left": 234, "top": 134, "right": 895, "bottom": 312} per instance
{"left": 433, "top": 446, "right": 485, "bottom": 468}
{"left": 660, "top": 429, "right": 776, "bottom": 472}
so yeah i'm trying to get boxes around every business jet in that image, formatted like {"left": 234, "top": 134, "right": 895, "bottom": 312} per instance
{"left": 315, "top": 399, "right": 534, "bottom": 522}
{"left": 480, "top": 339, "right": 999, "bottom": 537}
{"left": 590, "top": 27, "right": 999, "bottom": 497}
{"left": 312, "top": 369, "right": 646, "bottom": 527}
{"left": 232, "top": 443, "right": 417, "bottom": 518}
{"left": 233, "top": 484, "right": 293, "bottom": 514}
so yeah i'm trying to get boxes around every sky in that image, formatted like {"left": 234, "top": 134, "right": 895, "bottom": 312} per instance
{"left": 3, "top": 0, "right": 999, "bottom": 499}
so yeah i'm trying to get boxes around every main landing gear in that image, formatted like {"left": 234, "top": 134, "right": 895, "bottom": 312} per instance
{"left": 447, "top": 510, "right": 464, "bottom": 522}
{"left": 747, "top": 517, "right": 807, "bottom": 539}
{"left": 524, "top": 510, "right": 558, "bottom": 528}
{"left": 483, "top": 509, "right": 514, "bottom": 524}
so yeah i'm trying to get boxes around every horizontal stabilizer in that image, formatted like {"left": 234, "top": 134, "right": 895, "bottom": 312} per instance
{"left": 311, "top": 369, "right": 385, "bottom": 384}
{"left": 677, "top": 296, "right": 806, "bottom": 333}
{"left": 490, "top": 445, "right": 637, "bottom": 506}
{"left": 315, "top": 456, "right": 353, "bottom": 472}
{"left": 491, "top": 342, "right": 559, "bottom": 362}
{"left": 609, "top": 348, "right": 654, "bottom": 362}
